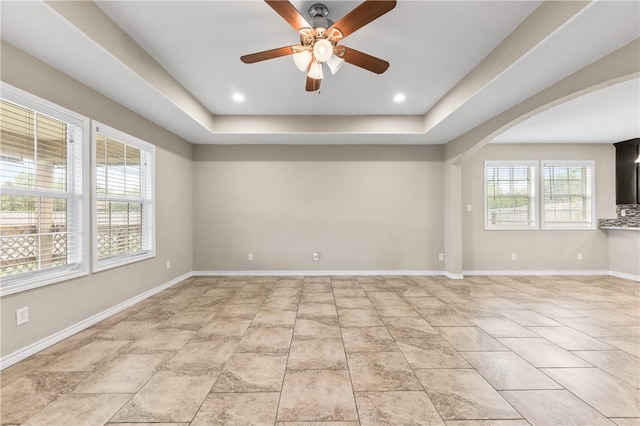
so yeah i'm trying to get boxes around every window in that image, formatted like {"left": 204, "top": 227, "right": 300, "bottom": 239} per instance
{"left": 92, "top": 122, "right": 155, "bottom": 271}
{"left": 0, "top": 83, "right": 88, "bottom": 295}
{"left": 485, "top": 160, "right": 596, "bottom": 231}
{"left": 485, "top": 161, "right": 537, "bottom": 229}
{"left": 542, "top": 161, "right": 594, "bottom": 229}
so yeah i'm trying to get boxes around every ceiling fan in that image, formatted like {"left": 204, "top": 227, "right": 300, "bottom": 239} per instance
{"left": 240, "top": 0, "right": 397, "bottom": 92}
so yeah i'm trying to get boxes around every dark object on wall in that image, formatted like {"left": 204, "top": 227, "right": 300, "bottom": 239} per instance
{"left": 614, "top": 138, "right": 640, "bottom": 205}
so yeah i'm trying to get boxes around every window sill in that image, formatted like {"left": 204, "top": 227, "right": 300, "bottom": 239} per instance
{"left": 93, "top": 251, "right": 155, "bottom": 273}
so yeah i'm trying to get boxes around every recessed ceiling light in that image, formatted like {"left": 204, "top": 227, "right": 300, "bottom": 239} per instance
{"left": 232, "top": 93, "right": 244, "bottom": 102}
{"left": 393, "top": 93, "right": 406, "bottom": 103}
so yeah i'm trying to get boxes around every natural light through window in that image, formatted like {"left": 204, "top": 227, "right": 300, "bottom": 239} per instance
{"left": 0, "top": 84, "right": 88, "bottom": 294}
{"left": 93, "top": 122, "right": 155, "bottom": 271}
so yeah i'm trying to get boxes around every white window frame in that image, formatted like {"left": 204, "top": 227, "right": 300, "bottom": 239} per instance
{"left": 92, "top": 121, "right": 155, "bottom": 272}
{"left": 541, "top": 160, "right": 595, "bottom": 230}
{"left": 0, "top": 83, "right": 89, "bottom": 296}
{"left": 484, "top": 161, "right": 538, "bottom": 230}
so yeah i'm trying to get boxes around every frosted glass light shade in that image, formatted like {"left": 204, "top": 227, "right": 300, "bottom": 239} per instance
{"left": 293, "top": 50, "right": 312, "bottom": 72}
{"left": 327, "top": 54, "right": 344, "bottom": 74}
{"left": 313, "top": 39, "right": 333, "bottom": 62}
{"left": 307, "top": 62, "right": 324, "bottom": 79}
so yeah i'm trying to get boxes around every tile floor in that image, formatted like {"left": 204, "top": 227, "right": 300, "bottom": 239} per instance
{"left": 1, "top": 275, "right": 639, "bottom": 425}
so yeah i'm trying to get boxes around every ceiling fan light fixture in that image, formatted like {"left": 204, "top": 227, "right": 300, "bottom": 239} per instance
{"left": 307, "top": 61, "right": 324, "bottom": 79}
{"left": 293, "top": 50, "right": 312, "bottom": 72}
{"left": 313, "top": 38, "right": 333, "bottom": 63}
{"left": 327, "top": 54, "right": 345, "bottom": 75}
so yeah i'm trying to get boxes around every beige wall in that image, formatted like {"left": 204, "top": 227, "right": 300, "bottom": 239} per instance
{"left": 608, "top": 231, "right": 640, "bottom": 278}
{"left": 193, "top": 145, "right": 444, "bottom": 272}
{"left": 461, "top": 143, "right": 617, "bottom": 272}
{"left": 1, "top": 42, "right": 194, "bottom": 357}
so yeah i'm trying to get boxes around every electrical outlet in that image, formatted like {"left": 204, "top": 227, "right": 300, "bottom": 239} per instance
{"left": 511, "top": 253, "right": 517, "bottom": 261}
{"left": 312, "top": 252, "right": 320, "bottom": 262}
{"left": 577, "top": 253, "right": 583, "bottom": 261}
{"left": 166, "top": 261, "right": 171, "bottom": 269}
{"left": 466, "top": 204, "right": 472, "bottom": 212}
{"left": 16, "top": 306, "right": 29, "bottom": 326}
{"left": 248, "top": 253, "right": 253, "bottom": 261}
{"left": 438, "top": 253, "right": 445, "bottom": 261}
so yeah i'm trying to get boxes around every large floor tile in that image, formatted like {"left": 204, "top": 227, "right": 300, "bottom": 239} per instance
{"left": 445, "top": 421, "right": 530, "bottom": 426}
{"left": 337, "top": 308, "right": 385, "bottom": 327}
{"left": 236, "top": 326, "right": 294, "bottom": 353}
{"left": 191, "top": 392, "right": 280, "bottom": 426}
{"left": 0, "top": 354, "right": 57, "bottom": 388}
{"left": 542, "top": 367, "right": 640, "bottom": 417}
{"left": 110, "top": 371, "right": 216, "bottom": 423}
{"left": 162, "top": 338, "right": 239, "bottom": 374}
{"left": 602, "top": 338, "right": 640, "bottom": 357}
{"left": 497, "top": 337, "right": 592, "bottom": 367}
{"left": 195, "top": 317, "right": 252, "bottom": 338}
{"left": 22, "top": 393, "right": 131, "bottom": 426}
{"left": 528, "top": 326, "right": 615, "bottom": 350}
{"left": 462, "top": 351, "right": 562, "bottom": 390}
{"left": 95, "top": 321, "right": 159, "bottom": 341}
{"left": 471, "top": 318, "right": 538, "bottom": 337}
{"left": 293, "top": 317, "right": 342, "bottom": 338}
{"left": 347, "top": 352, "right": 422, "bottom": 391}
{"left": 37, "top": 340, "right": 130, "bottom": 372}
{"left": 277, "top": 370, "right": 358, "bottom": 422}
{"left": 73, "top": 353, "right": 168, "bottom": 393}
{"left": 396, "top": 337, "right": 470, "bottom": 369}
{"left": 341, "top": 326, "right": 398, "bottom": 352}
{"left": 287, "top": 338, "right": 347, "bottom": 369}
{"left": 501, "top": 389, "right": 615, "bottom": 425}
{"left": 6, "top": 274, "right": 639, "bottom": 426}
{"left": 251, "top": 309, "right": 297, "bottom": 327}
{"left": 416, "top": 369, "right": 521, "bottom": 420}
{"left": 297, "top": 302, "right": 338, "bottom": 317}
{"left": 157, "top": 309, "right": 216, "bottom": 330}
{"left": 355, "top": 391, "right": 445, "bottom": 425}
{"left": 498, "top": 309, "right": 563, "bottom": 326}
{"left": 335, "top": 297, "right": 375, "bottom": 309}
{"left": 573, "top": 350, "right": 640, "bottom": 388}
{"left": 383, "top": 317, "right": 439, "bottom": 339}
{"left": 211, "top": 352, "right": 288, "bottom": 392}
{"left": 0, "top": 371, "right": 89, "bottom": 424}
{"left": 436, "top": 327, "right": 508, "bottom": 351}
{"left": 126, "top": 328, "right": 195, "bottom": 353}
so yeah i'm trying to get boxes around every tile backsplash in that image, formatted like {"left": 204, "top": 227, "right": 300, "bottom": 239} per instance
{"left": 600, "top": 204, "right": 640, "bottom": 228}
{"left": 617, "top": 204, "right": 639, "bottom": 220}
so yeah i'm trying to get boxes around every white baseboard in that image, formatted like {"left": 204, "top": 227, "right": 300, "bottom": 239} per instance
{"left": 463, "top": 269, "right": 610, "bottom": 276}
{"left": 193, "top": 270, "right": 444, "bottom": 277}
{"left": 444, "top": 271, "right": 464, "bottom": 280}
{"left": 0, "top": 271, "right": 193, "bottom": 370}
{"left": 463, "top": 269, "right": 639, "bottom": 282}
{"left": 608, "top": 270, "right": 640, "bottom": 282}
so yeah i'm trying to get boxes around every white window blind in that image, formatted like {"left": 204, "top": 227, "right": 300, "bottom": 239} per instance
{"left": 485, "top": 161, "right": 537, "bottom": 229}
{"left": 1, "top": 84, "right": 88, "bottom": 294}
{"left": 542, "top": 161, "right": 594, "bottom": 229}
{"left": 93, "top": 122, "right": 154, "bottom": 271}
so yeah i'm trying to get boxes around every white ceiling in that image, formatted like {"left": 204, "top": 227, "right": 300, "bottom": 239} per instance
{"left": 1, "top": 0, "right": 639, "bottom": 146}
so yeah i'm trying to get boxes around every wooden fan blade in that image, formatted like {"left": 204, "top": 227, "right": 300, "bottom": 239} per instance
{"left": 265, "top": 0, "right": 310, "bottom": 32}
{"left": 342, "top": 46, "right": 389, "bottom": 74}
{"left": 241, "top": 46, "right": 296, "bottom": 63}
{"left": 328, "top": 0, "right": 396, "bottom": 39}
{"left": 306, "top": 76, "right": 321, "bottom": 92}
